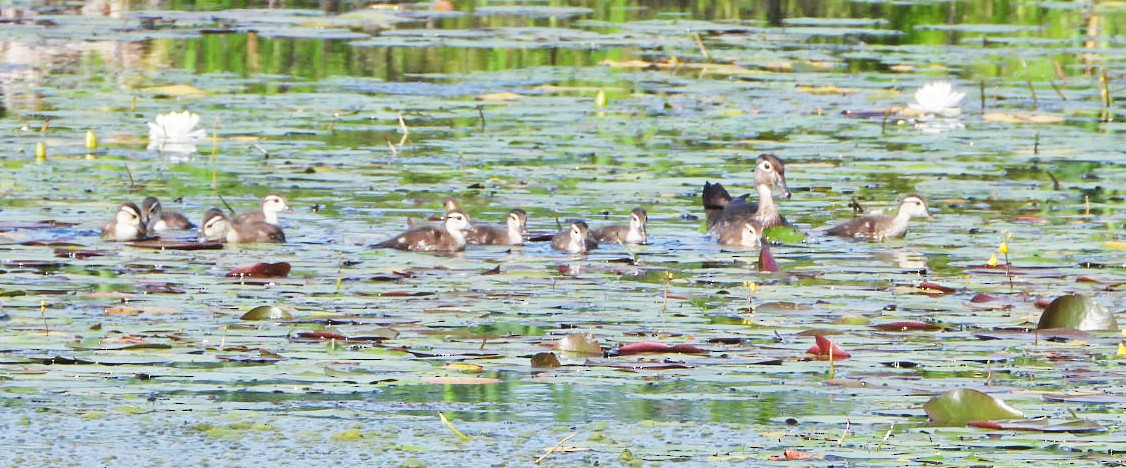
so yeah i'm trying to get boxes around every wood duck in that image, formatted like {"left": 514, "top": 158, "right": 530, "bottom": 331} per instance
{"left": 198, "top": 208, "right": 286, "bottom": 244}
{"left": 375, "top": 210, "right": 472, "bottom": 252}
{"left": 591, "top": 207, "right": 648, "bottom": 244}
{"left": 715, "top": 220, "right": 759, "bottom": 248}
{"left": 466, "top": 209, "right": 527, "bottom": 245}
{"left": 703, "top": 154, "right": 791, "bottom": 236}
{"left": 141, "top": 196, "right": 195, "bottom": 231}
{"left": 102, "top": 203, "right": 146, "bottom": 241}
{"left": 552, "top": 220, "right": 597, "bottom": 253}
{"left": 235, "top": 194, "right": 293, "bottom": 226}
{"left": 826, "top": 195, "right": 932, "bottom": 241}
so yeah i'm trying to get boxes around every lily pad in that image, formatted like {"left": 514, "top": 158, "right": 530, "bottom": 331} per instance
{"left": 1036, "top": 295, "right": 1118, "bottom": 332}
{"left": 240, "top": 305, "right": 294, "bottom": 321}
{"left": 762, "top": 225, "right": 806, "bottom": 243}
{"left": 924, "top": 389, "right": 1024, "bottom": 426}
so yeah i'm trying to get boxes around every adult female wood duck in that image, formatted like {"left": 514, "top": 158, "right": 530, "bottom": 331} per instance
{"left": 141, "top": 196, "right": 195, "bottom": 231}
{"left": 102, "top": 203, "right": 146, "bottom": 241}
{"left": 591, "top": 207, "right": 647, "bottom": 244}
{"left": 703, "top": 154, "right": 791, "bottom": 237}
{"left": 826, "top": 195, "right": 932, "bottom": 241}
{"left": 466, "top": 209, "right": 528, "bottom": 245}
{"left": 375, "top": 210, "right": 473, "bottom": 252}
{"left": 552, "top": 220, "right": 597, "bottom": 253}
{"left": 198, "top": 208, "right": 286, "bottom": 243}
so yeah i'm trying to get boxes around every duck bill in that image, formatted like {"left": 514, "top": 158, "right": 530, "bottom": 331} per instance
{"left": 776, "top": 179, "right": 792, "bottom": 199}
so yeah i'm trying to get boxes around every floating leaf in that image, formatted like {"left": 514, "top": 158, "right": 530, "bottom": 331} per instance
{"left": 967, "top": 418, "right": 1103, "bottom": 433}
{"left": 806, "top": 335, "right": 850, "bottom": 361}
{"left": 240, "top": 305, "right": 294, "bottom": 320}
{"left": 227, "top": 262, "right": 291, "bottom": 278}
{"left": 129, "top": 240, "right": 224, "bottom": 250}
{"left": 762, "top": 225, "right": 806, "bottom": 243}
{"left": 758, "top": 243, "right": 779, "bottom": 272}
{"left": 872, "top": 321, "right": 943, "bottom": 332}
{"left": 556, "top": 333, "right": 602, "bottom": 356}
{"left": 531, "top": 352, "right": 561, "bottom": 368}
{"left": 924, "top": 388, "right": 1024, "bottom": 426}
{"left": 421, "top": 376, "right": 501, "bottom": 385}
{"left": 614, "top": 341, "right": 706, "bottom": 356}
{"left": 767, "top": 449, "right": 816, "bottom": 461}
{"left": 1036, "top": 294, "right": 1118, "bottom": 332}
{"left": 834, "top": 314, "right": 870, "bottom": 325}
{"left": 442, "top": 363, "right": 484, "bottom": 373}
{"left": 295, "top": 330, "right": 347, "bottom": 340}
{"left": 982, "top": 112, "right": 1064, "bottom": 124}
{"left": 141, "top": 84, "right": 207, "bottom": 97}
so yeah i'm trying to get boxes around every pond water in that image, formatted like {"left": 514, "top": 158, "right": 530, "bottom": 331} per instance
{"left": 1, "top": 0, "right": 1124, "bottom": 465}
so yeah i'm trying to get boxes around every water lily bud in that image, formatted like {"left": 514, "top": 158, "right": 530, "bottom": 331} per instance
{"left": 595, "top": 89, "right": 607, "bottom": 107}
{"left": 35, "top": 142, "right": 46, "bottom": 161}
{"left": 987, "top": 253, "right": 998, "bottom": 267}
{"left": 998, "top": 242, "right": 1008, "bottom": 255}
{"left": 85, "top": 130, "right": 98, "bottom": 150}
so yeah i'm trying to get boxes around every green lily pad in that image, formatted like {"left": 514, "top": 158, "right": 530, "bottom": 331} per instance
{"left": 762, "top": 225, "right": 807, "bottom": 243}
{"left": 240, "top": 305, "right": 294, "bottom": 321}
{"left": 1036, "top": 295, "right": 1118, "bottom": 332}
{"left": 924, "top": 389, "right": 1024, "bottom": 426}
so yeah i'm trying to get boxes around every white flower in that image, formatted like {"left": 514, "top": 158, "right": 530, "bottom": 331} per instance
{"left": 908, "top": 81, "right": 965, "bottom": 117}
{"left": 147, "top": 111, "right": 207, "bottom": 153}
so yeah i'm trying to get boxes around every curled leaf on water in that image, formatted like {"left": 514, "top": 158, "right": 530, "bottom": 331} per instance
{"left": 555, "top": 333, "right": 602, "bottom": 356}
{"left": 966, "top": 418, "right": 1104, "bottom": 433}
{"left": 806, "top": 335, "right": 850, "bottom": 361}
{"left": 295, "top": 330, "right": 348, "bottom": 340}
{"left": 872, "top": 321, "right": 943, "bottom": 332}
{"left": 767, "top": 449, "right": 816, "bottom": 461}
{"left": 758, "top": 243, "right": 779, "bottom": 272}
{"left": 227, "top": 262, "right": 291, "bottom": 278}
{"left": 924, "top": 388, "right": 1024, "bottom": 426}
{"left": 531, "top": 352, "right": 561, "bottom": 368}
{"left": 762, "top": 225, "right": 806, "bottom": 243}
{"left": 240, "top": 305, "right": 293, "bottom": 321}
{"left": 917, "top": 281, "right": 957, "bottom": 294}
{"left": 613, "top": 341, "right": 706, "bottom": 356}
{"left": 1036, "top": 294, "right": 1118, "bottom": 332}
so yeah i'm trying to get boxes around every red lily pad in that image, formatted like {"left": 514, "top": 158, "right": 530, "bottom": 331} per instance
{"left": 227, "top": 262, "right": 291, "bottom": 278}
{"left": 967, "top": 418, "right": 1103, "bottom": 433}
{"left": 872, "top": 321, "right": 943, "bottom": 332}
{"left": 614, "top": 341, "right": 706, "bottom": 356}
{"left": 758, "top": 243, "right": 779, "bottom": 272}
{"left": 806, "top": 335, "right": 850, "bottom": 360}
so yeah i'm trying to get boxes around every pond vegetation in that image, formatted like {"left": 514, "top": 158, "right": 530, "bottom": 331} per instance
{"left": 1, "top": 0, "right": 1124, "bottom": 464}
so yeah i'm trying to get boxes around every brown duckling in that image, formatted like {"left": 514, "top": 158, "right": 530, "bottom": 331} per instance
{"left": 826, "top": 195, "right": 932, "bottom": 241}
{"left": 141, "top": 196, "right": 195, "bottom": 231}
{"left": 703, "top": 154, "right": 791, "bottom": 236}
{"left": 375, "top": 210, "right": 472, "bottom": 252}
{"left": 552, "top": 220, "right": 597, "bottom": 253}
{"left": 466, "top": 209, "right": 528, "bottom": 245}
{"left": 715, "top": 220, "right": 760, "bottom": 248}
{"left": 198, "top": 208, "right": 286, "bottom": 244}
{"left": 234, "top": 194, "right": 293, "bottom": 226}
{"left": 102, "top": 203, "right": 146, "bottom": 241}
{"left": 591, "top": 207, "right": 647, "bottom": 244}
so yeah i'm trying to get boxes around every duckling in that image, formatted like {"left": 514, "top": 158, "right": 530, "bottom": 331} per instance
{"left": 102, "top": 203, "right": 146, "bottom": 241}
{"left": 466, "top": 209, "right": 528, "bottom": 245}
{"left": 234, "top": 194, "right": 293, "bottom": 226}
{"left": 198, "top": 208, "right": 286, "bottom": 244}
{"left": 715, "top": 220, "right": 760, "bottom": 248}
{"left": 591, "top": 207, "right": 648, "bottom": 244}
{"left": 375, "top": 210, "right": 472, "bottom": 252}
{"left": 703, "top": 154, "right": 791, "bottom": 235}
{"left": 552, "top": 220, "right": 597, "bottom": 253}
{"left": 141, "top": 196, "right": 195, "bottom": 231}
{"left": 826, "top": 195, "right": 932, "bottom": 241}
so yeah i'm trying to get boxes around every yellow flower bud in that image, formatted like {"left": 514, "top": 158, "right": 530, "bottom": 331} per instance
{"left": 35, "top": 142, "right": 46, "bottom": 161}
{"left": 987, "top": 253, "right": 998, "bottom": 267}
{"left": 998, "top": 241, "right": 1008, "bottom": 255}
{"left": 85, "top": 130, "right": 98, "bottom": 150}
{"left": 595, "top": 89, "right": 607, "bottom": 108}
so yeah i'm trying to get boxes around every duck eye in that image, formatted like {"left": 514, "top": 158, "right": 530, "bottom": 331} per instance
{"left": 761, "top": 162, "right": 772, "bottom": 171}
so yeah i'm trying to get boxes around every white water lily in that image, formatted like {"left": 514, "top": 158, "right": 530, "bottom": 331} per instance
{"left": 147, "top": 110, "right": 207, "bottom": 153}
{"left": 909, "top": 81, "right": 965, "bottom": 117}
